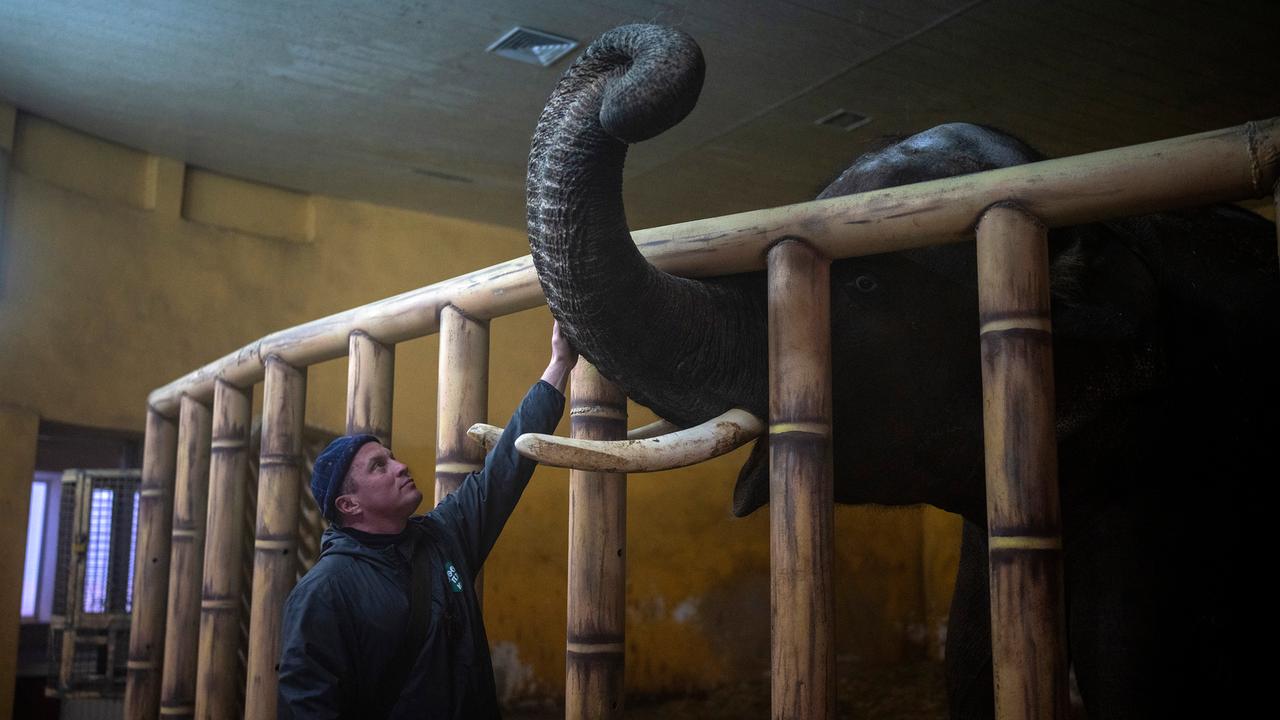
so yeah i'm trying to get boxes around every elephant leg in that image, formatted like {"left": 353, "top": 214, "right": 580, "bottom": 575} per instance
{"left": 945, "top": 518, "right": 994, "bottom": 720}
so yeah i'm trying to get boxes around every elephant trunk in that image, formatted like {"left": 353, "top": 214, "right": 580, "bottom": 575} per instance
{"left": 527, "top": 24, "right": 767, "bottom": 426}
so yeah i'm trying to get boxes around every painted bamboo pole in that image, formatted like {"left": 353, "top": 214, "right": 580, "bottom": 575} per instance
{"left": 975, "top": 204, "right": 1069, "bottom": 720}
{"left": 767, "top": 238, "right": 835, "bottom": 720}
{"left": 125, "top": 408, "right": 179, "bottom": 720}
{"left": 146, "top": 119, "right": 1280, "bottom": 418}
{"left": 159, "top": 396, "right": 213, "bottom": 719}
{"left": 435, "top": 307, "right": 489, "bottom": 504}
{"left": 565, "top": 360, "right": 627, "bottom": 719}
{"left": 194, "top": 379, "right": 252, "bottom": 720}
{"left": 243, "top": 357, "right": 307, "bottom": 720}
{"left": 347, "top": 331, "right": 395, "bottom": 443}
{"left": 434, "top": 306, "right": 489, "bottom": 603}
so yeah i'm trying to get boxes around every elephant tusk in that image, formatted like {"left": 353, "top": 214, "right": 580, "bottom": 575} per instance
{"left": 513, "top": 408, "right": 763, "bottom": 473}
{"left": 467, "top": 417, "right": 682, "bottom": 450}
{"left": 624, "top": 418, "right": 681, "bottom": 440}
{"left": 466, "top": 423, "right": 504, "bottom": 451}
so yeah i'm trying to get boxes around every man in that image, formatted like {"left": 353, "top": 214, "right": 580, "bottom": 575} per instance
{"left": 277, "top": 322, "right": 577, "bottom": 719}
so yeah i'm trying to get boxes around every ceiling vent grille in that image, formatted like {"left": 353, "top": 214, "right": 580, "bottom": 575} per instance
{"left": 487, "top": 27, "right": 578, "bottom": 67}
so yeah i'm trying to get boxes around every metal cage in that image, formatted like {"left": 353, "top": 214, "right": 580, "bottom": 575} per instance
{"left": 47, "top": 469, "right": 141, "bottom": 699}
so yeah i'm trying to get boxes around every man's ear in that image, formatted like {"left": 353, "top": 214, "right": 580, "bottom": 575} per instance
{"left": 333, "top": 494, "right": 360, "bottom": 518}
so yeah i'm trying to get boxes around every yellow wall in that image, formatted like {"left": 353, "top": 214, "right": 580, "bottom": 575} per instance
{"left": 0, "top": 105, "right": 962, "bottom": 705}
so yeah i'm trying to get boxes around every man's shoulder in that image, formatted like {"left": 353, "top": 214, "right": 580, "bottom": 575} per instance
{"left": 410, "top": 512, "right": 448, "bottom": 532}
{"left": 289, "top": 553, "right": 375, "bottom": 603}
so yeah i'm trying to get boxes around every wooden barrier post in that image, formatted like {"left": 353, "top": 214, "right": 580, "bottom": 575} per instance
{"left": 435, "top": 307, "right": 489, "bottom": 602}
{"left": 565, "top": 360, "right": 627, "bottom": 719}
{"left": 194, "top": 379, "right": 252, "bottom": 720}
{"left": 243, "top": 357, "right": 306, "bottom": 720}
{"left": 125, "top": 408, "right": 179, "bottom": 720}
{"left": 347, "top": 331, "right": 395, "bottom": 442}
{"left": 976, "top": 204, "right": 1069, "bottom": 720}
{"left": 159, "top": 396, "right": 213, "bottom": 719}
{"left": 435, "top": 307, "right": 488, "bottom": 504}
{"left": 766, "top": 238, "right": 835, "bottom": 720}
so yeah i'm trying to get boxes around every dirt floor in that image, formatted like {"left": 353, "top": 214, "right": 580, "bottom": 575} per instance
{"left": 505, "top": 659, "right": 948, "bottom": 719}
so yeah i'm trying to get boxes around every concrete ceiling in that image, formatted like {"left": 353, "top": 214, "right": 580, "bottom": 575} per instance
{"left": 1, "top": 0, "right": 1277, "bottom": 232}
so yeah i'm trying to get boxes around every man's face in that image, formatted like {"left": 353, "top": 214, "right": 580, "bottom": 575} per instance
{"left": 339, "top": 442, "right": 422, "bottom": 526}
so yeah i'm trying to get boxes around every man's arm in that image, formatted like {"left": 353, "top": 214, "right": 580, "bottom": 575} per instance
{"left": 432, "top": 322, "right": 577, "bottom": 569}
{"left": 277, "top": 580, "right": 350, "bottom": 720}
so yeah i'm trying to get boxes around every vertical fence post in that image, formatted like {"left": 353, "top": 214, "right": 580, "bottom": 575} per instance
{"left": 767, "top": 238, "right": 835, "bottom": 720}
{"left": 976, "top": 204, "right": 1069, "bottom": 720}
{"left": 125, "top": 408, "right": 179, "bottom": 719}
{"left": 347, "top": 331, "right": 395, "bottom": 443}
{"left": 565, "top": 359, "right": 627, "bottom": 719}
{"left": 195, "top": 379, "right": 252, "bottom": 720}
{"left": 435, "top": 307, "right": 488, "bottom": 503}
{"left": 435, "top": 306, "right": 489, "bottom": 601}
{"left": 159, "top": 396, "right": 213, "bottom": 719}
{"left": 244, "top": 357, "right": 306, "bottom": 720}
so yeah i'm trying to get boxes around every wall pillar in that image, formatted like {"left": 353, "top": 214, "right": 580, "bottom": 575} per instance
{"left": 0, "top": 404, "right": 38, "bottom": 720}
{"left": 0, "top": 102, "right": 13, "bottom": 298}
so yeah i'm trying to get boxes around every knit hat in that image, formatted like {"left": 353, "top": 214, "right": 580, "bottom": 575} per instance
{"left": 311, "top": 434, "right": 379, "bottom": 521}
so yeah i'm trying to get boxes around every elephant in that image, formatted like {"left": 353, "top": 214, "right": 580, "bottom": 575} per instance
{"left": 526, "top": 24, "right": 1277, "bottom": 718}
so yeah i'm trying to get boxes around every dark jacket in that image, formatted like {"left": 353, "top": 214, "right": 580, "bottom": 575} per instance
{"left": 277, "top": 380, "right": 565, "bottom": 720}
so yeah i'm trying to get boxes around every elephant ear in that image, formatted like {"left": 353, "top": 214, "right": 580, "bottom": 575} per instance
{"left": 732, "top": 437, "right": 770, "bottom": 517}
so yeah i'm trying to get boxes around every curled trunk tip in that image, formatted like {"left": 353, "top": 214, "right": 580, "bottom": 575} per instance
{"left": 592, "top": 24, "right": 706, "bottom": 144}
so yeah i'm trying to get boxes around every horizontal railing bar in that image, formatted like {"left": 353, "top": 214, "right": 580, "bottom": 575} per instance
{"left": 147, "top": 118, "right": 1279, "bottom": 417}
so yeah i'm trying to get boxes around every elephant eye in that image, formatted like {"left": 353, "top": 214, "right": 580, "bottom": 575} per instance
{"left": 853, "top": 274, "right": 878, "bottom": 293}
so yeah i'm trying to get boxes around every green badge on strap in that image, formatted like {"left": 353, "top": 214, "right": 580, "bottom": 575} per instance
{"left": 445, "top": 562, "right": 463, "bottom": 593}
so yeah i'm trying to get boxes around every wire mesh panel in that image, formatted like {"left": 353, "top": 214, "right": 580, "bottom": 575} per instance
{"left": 82, "top": 489, "right": 113, "bottom": 614}
{"left": 48, "top": 469, "right": 141, "bottom": 699}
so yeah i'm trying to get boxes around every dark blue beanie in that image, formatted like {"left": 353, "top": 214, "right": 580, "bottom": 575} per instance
{"left": 311, "top": 434, "right": 379, "bottom": 521}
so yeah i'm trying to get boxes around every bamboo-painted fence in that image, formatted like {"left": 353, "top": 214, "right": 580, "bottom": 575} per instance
{"left": 125, "top": 119, "right": 1280, "bottom": 720}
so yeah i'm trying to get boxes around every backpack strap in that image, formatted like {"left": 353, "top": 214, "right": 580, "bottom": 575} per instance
{"left": 386, "top": 528, "right": 433, "bottom": 701}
